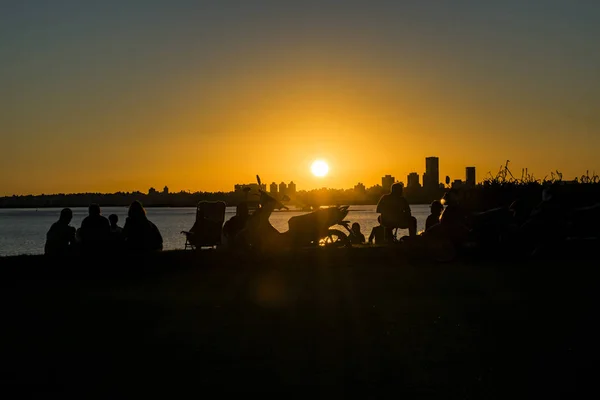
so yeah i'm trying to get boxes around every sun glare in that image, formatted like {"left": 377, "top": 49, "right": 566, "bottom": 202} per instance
{"left": 311, "top": 160, "right": 329, "bottom": 177}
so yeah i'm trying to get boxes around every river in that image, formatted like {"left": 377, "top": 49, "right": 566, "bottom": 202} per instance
{"left": 0, "top": 204, "right": 431, "bottom": 257}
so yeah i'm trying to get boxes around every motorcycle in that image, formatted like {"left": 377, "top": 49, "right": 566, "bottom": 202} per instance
{"left": 234, "top": 175, "right": 352, "bottom": 253}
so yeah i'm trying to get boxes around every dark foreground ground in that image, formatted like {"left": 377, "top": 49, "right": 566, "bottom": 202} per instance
{"left": 0, "top": 247, "right": 595, "bottom": 396}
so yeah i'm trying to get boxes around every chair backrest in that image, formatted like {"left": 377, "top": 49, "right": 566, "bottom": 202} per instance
{"left": 197, "top": 201, "right": 226, "bottom": 222}
{"left": 192, "top": 201, "right": 226, "bottom": 246}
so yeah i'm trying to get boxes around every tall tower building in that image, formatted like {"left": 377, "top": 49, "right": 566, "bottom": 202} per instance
{"left": 382, "top": 175, "right": 395, "bottom": 192}
{"left": 279, "top": 181, "right": 287, "bottom": 196}
{"left": 407, "top": 172, "right": 421, "bottom": 188}
{"left": 270, "top": 182, "right": 278, "bottom": 196}
{"left": 424, "top": 157, "right": 439, "bottom": 190}
{"left": 287, "top": 181, "right": 296, "bottom": 196}
{"left": 466, "top": 167, "right": 476, "bottom": 186}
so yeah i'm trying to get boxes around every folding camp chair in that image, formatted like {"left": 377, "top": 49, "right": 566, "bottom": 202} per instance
{"left": 181, "top": 201, "right": 226, "bottom": 250}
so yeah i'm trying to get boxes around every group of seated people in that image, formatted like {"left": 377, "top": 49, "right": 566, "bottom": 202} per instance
{"left": 44, "top": 200, "right": 163, "bottom": 256}
{"left": 47, "top": 183, "right": 596, "bottom": 256}
{"left": 348, "top": 181, "right": 598, "bottom": 255}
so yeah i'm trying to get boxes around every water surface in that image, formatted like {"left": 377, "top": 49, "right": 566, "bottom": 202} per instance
{"left": 0, "top": 204, "right": 430, "bottom": 256}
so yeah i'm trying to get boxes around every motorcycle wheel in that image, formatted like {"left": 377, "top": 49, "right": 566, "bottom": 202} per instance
{"left": 320, "top": 229, "right": 351, "bottom": 248}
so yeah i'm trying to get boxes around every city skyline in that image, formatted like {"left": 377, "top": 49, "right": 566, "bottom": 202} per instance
{"left": 1, "top": 1, "right": 599, "bottom": 196}
{"left": 4, "top": 155, "right": 594, "bottom": 197}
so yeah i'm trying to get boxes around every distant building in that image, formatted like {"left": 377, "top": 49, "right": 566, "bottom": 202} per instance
{"left": 287, "top": 181, "right": 296, "bottom": 196}
{"left": 423, "top": 157, "right": 439, "bottom": 190}
{"left": 279, "top": 181, "right": 287, "bottom": 196}
{"left": 466, "top": 167, "right": 476, "bottom": 186}
{"left": 407, "top": 172, "right": 421, "bottom": 188}
{"left": 452, "top": 179, "right": 464, "bottom": 189}
{"left": 382, "top": 175, "right": 395, "bottom": 192}
{"left": 270, "top": 182, "right": 278, "bottom": 196}
{"left": 163, "top": 186, "right": 169, "bottom": 195}
{"left": 148, "top": 187, "right": 157, "bottom": 195}
{"left": 354, "top": 182, "right": 366, "bottom": 193}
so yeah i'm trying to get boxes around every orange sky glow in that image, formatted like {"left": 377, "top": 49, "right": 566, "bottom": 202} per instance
{"left": 1, "top": 2, "right": 598, "bottom": 196}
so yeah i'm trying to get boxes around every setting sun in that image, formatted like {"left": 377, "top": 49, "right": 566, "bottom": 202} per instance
{"left": 311, "top": 160, "right": 329, "bottom": 177}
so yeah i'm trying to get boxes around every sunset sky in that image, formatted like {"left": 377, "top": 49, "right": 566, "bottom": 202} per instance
{"left": 1, "top": 1, "right": 599, "bottom": 196}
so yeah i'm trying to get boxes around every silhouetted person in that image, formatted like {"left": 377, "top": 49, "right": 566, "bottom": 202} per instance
{"left": 109, "top": 214, "right": 123, "bottom": 236}
{"left": 123, "top": 200, "right": 163, "bottom": 253}
{"left": 79, "top": 203, "right": 110, "bottom": 253}
{"left": 108, "top": 213, "right": 124, "bottom": 249}
{"left": 425, "top": 200, "right": 444, "bottom": 231}
{"left": 368, "top": 215, "right": 386, "bottom": 244}
{"left": 44, "top": 208, "right": 76, "bottom": 256}
{"left": 350, "top": 222, "right": 366, "bottom": 244}
{"left": 425, "top": 189, "right": 469, "bottom": 243}
{"left": 376, "top": 183, "right": 417, "bottom": 239}
{"left": 223, "top": 202, "right": 249, "bottom": 244}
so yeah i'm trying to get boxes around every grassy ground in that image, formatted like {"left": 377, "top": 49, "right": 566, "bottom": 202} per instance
{"left": 0, "top": 247, "right": 595, "bottom": 396}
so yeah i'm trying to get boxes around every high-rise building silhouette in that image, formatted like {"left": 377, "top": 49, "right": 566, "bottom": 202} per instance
{"left": 270, "top": 182, "right": 278, "bottom": 195}
{"left": 382, "top": 175, "right": 395, "bottom": 192}
{"left": 466, "top": 167, "right": 476, "bottom": 186}
{"left": 287, "top": 181, "right": 296, "bottom": 196}
{"left": 279, "top": 181, "right": 287, "bottom": 196}
{"left": 423, "top": 157, "right": 439, "bottom": 190}
{"left": 407, "top": 172, "right": 420, "bottom": 188}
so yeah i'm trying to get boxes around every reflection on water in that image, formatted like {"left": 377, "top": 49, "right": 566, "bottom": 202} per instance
{"left": 0, "top": 204, "right": 431, "bottom": 257}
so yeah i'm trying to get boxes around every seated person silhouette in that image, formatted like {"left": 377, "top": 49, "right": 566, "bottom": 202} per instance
{"left": 376, "top": 183, "right": 417, "bottom": 240}
{"left": 425, "top": 200, "right": 444, "bottom": 231}
{"left": 109, "top": 214, "right": 123, "bottom": 234}
{"left": 123, "top": 200, "right": 163, "bottom": 253}
{"left": 368, "top": 216, "right": 386, "bottom": 244}
{"left": 45, "top": 208, "right": 77, "bottom": 256}
{"left": 79, "top": 204, "right": 111, "bottom": 253}
{"left": 223, "top": 202, "right": 249, "bottom": 244}
{"left": 108, "top": 213, "right": 125, "bottom": 249}
{"left": 349, "top": 222, "right": 366, "bottom": 244}
{"left": 425, "top": 189, "right": 469, "bottom": 243}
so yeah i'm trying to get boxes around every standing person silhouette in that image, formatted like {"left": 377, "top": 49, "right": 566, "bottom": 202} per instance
{"left": 376, "top": 183, "right": 417, "bottom": 240}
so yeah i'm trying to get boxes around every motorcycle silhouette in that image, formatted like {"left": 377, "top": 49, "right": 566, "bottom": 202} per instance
{"left": 234, "top": 175, "right": 352, "bottom": 252}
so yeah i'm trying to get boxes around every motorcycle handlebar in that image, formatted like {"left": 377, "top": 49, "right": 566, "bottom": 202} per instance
{"left": 259, "top": 189, "right": 287, "bottom": 210}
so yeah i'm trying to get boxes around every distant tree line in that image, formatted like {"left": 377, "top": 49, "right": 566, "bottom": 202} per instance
{"left": 0, "top": 184, "right": 447, "bottom": 209}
